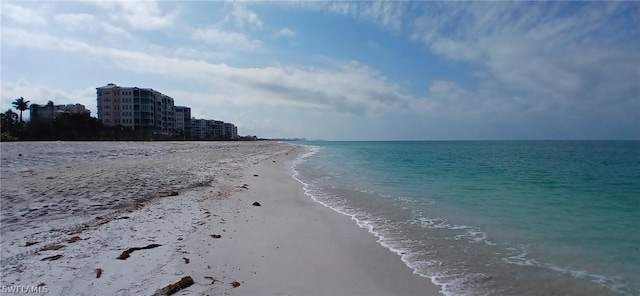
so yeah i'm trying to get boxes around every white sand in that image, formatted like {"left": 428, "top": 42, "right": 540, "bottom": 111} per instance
{"left": 0, "top": 141, "right": 441, "bottom": 295}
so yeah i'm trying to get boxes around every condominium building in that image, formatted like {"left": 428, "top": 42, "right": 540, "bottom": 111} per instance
{"left": 190, "top": 117, "right": 206, "bottom": 139}
{"left": 30, "top": 103, "right": 90, "bottom": 122}
{"left": 96, "top": 83, "right": 239, "bottom": 140}
{"left": 191, "top": 118, "right": 238, "bottom": 140}
{"left": 223, "top": 122, "right": 238, "bottom": 140}
{"left": 175, "top": 106, "right": 191, "bottom": 138}
{"left": 191, "top": 118, "right": 219, "bottom": 139}
{"left": 212, "top": 120, "right": 224, "bottom": 139}
{"left": 96, "top": 84, "right": 176, "bottom": 137}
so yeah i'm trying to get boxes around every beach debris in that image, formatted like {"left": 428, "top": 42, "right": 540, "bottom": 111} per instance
{"left": 41, "top": 254, "right": 63, "bottom": 261}
{"left": 230, "top": 281, "right": 241, "bottom": 288}
{"left": 156, "top": 276, "right": 194, "bottom": 295}
{"left": 160, "top": 191, "right": 180, "bottom": 197}
{"left": 252, "top": 202, "right": 261, "bottom": 207}
{"left": 39, "top": 244, "right": 65, "bottom": 251}
{"left": 253, "top": 174, "right": 259, "bottom": 177}
{"left": 183, "top": 257, "right": 190, "bottom": 264}
{"left": 210, "top": 234, "right": 222, "bottom": 239}
{"left": 204, "top": 276, "right": 219, "bottom": 285}
{"left": 66, "top": 212, "right": 120, "bottom": 235}
{"left": 24, "top": 241, "right": 39, "bottom": 247}
{"left": 116, "top": 243, "right": 162, "bottom": 260}
{"left": 240, "top": 184, "right": 249, "bottom": 189}
{"left": 68, "top": 236, "right": 82, "bottom": 243}
{"left": 96, "top": 268, "right": 103, "bottom": 278}
{"left": 116, "top": 216, "right": 130, "bottom": 220}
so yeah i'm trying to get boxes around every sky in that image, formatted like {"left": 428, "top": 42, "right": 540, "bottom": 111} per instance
{"left": 1, "top": 1, "right": 639, "bottom": 140}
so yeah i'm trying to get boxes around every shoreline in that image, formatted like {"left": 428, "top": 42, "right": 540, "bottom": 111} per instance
{"left": 0, "top": 141, "right": 441, "bottom": 295}
{"left": 194, "top": 145, "right": 442, "bottom": 295}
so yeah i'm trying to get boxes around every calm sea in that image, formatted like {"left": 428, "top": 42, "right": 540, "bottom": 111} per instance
{"left": 290, "top": 141, "right": 639, "bottom": 296}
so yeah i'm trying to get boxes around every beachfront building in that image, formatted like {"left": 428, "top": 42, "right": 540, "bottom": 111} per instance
{"left": 191, "top": 117, "right": 206, "bottom": 139}
{"left": 30, "top": 103, "right": 91, "bottom": 122}
{"left": 175, "top": 106, "right": 191, "bottom": 138}
{"left": 96, "top": 83, "right": 176, "bottom": 138}
{"left": 212, "top": 120, "right": 224, "bottom": 139}
{"left": 223, "top": 122, "right": 238, "bottom": 140}
{"left": 190, "top": 118, "right": 238, "bottom": 140}
{"left": 190, "top": 118, "right": 218, "bottom": 139}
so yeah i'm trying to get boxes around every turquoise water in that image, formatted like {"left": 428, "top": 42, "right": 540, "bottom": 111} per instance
{"left": 291, "top": 141, "right": 640, "bottom": 295}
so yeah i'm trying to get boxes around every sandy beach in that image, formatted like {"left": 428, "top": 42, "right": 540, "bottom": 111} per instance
{"left": 0, "top": 141, "right": 440, "bottom": 295}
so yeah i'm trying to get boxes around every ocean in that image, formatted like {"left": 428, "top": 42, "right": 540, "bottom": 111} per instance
{"left": 290, "top": 141, "right": 639, "bottom": 296}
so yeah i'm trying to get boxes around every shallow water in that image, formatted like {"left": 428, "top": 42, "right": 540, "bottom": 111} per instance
{"left": 292, "top": 141, "right": 640, "bottom": 295}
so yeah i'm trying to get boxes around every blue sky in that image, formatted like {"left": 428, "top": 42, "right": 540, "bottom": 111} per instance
{"left": 1, "top": 1, "right": 638, "bottom": 140}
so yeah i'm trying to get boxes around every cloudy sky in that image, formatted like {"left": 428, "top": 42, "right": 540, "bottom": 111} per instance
{"left": 1, "top": 1, "right": 638, "bottom": 140}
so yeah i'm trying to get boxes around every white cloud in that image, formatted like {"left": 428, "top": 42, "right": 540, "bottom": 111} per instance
{"left": 226, "top": 2, "right": 263, "bottom": 29}
{"left": 54, "top": 13, "right": 95, "bottom": 30}
{"left": 0, "top": 3, "right": 48, "bottom": 26}
{"left": 408, "top": 2, "right": 640, "bottom": 122}
{"left": 54, "top": 13, "right": 133, "bottom": 40}
{"left": 430, "top": 37, "right": 481, "bottom": 62}
{"left": 359, "top": 1, "right": 405, "bottom": 31}
{"left": 91, "top": 1, "right": 178, "bottom": 30}
{"left": 276, "top": 28, "right": 296, "bottom": 38}
{"left": 306, "top": 1, "right": 405, "bottom": 31}
{"left": 2, "top": 28, "right": 415, "bottom": 117}
{"left": 192, "top": 27, "right": 262, "bottom": 50}
{"left": 310, "top": 0, "right": 638, "bottom": 124}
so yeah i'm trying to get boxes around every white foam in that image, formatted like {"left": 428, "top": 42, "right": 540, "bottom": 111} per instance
{"left": 543, "top": 262, "right": 630, "bottom": 294}
{"left": 501, "top": 249, "right": 539, "bottom": 266}
{"left": 291, "top": 149, "right": 463, "bottom": 296}
{"left": 500, "top": 247, "right": 631, "bottom": 294}
{"left": 291, "top": 155, "right": 512, "bottom": 295}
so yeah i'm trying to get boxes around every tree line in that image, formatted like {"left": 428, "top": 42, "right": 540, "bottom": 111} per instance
{"left": 2, "top": 97, "right": 169, "bottom": 141}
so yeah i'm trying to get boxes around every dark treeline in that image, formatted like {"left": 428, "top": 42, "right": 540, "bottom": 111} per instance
{"left": 1, "top": 109, "right": 260, "bottom": 142}
{"left": 1, "top": 109, "right": 160, "bottom": 141}
{"left": 2, "top": 97, "right": 260, "bottom": 141}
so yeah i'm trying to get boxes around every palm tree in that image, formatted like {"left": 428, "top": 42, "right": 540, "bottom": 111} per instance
{"left": 0, "top": 109, "right": 19, "bottom": 131}
{"left": 12, "top": 97, "right": 29, "bottom": 122}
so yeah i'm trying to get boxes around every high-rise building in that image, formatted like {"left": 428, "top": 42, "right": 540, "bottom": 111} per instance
{"left": 96, "top": 83, "right": 176, "bottom": 137}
